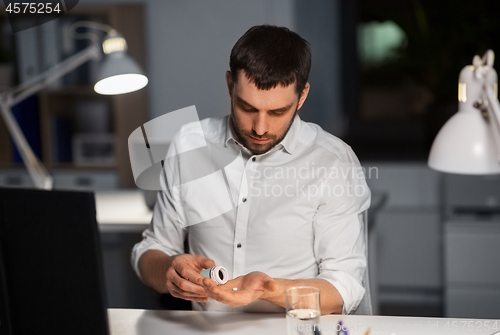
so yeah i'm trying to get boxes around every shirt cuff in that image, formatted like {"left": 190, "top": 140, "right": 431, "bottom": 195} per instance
{"left": 317, "top": 271, "right": 365, "bottom": 314}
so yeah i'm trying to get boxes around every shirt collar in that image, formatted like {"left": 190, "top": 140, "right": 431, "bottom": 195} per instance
{"left": 224, "top": 115, "right": 237, "bottom": 147}
{"left": 224, "top": 113, "right": 301, "bottom": 155}
{"left": 279, "top": 113, "right": 301, "bottom": 155}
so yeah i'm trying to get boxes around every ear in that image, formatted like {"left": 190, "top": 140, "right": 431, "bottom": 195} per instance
{"left": 297, "top": 82, "right": 310, "bottom": 110}
{"left": 225, "top": 71, "right": 234, "bottom": 99}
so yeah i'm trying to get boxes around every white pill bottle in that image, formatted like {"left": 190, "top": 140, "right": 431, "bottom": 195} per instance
{"left": 200, "top": 266, "right": 229, "bottom": 285}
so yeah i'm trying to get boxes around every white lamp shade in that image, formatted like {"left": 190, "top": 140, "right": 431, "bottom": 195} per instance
{"left": 94, "top": 52, "right": 148, "bottom": 95}
{"left": 428, "top": 108, "right": 500, "bottom": 174}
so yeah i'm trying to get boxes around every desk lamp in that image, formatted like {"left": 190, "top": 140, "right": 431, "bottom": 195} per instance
{"left": 428, "top": 50, "right": 500, "bottom": 174}
{"left": 0, "top": 21, "right": 148, "bottom": 190}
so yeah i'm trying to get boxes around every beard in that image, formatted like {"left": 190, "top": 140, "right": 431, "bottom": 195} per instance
{"left": 230, "top": 104, "right": 297, "bottom": 155}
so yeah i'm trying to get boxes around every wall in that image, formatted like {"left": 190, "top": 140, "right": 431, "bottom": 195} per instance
{"left": 80, "top": 0, "right": 341, "bottom": 133}
{"left": 294, "top": 0, "right": 343, "bottom": 136}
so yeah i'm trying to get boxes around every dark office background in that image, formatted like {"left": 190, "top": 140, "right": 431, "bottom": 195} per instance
{"left": 1, "top": 0, "right": 500, "bottom": 319}
{"left": 342, "top": 0, "right": 500, "bottom": 161}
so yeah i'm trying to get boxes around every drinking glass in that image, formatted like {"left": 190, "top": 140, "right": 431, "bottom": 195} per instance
{"left": 286, "top": 286, "right": 321, "bottom": 335}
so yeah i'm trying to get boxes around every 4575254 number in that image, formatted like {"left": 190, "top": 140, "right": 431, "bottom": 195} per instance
{"left": 5, "top": 2, "right": 62, "bottom": 14}
{"left": 443, "top": 320, "right": 499, "bottom": 332}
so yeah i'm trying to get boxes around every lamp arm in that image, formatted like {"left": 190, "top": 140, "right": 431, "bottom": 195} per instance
{"left": 0, "top": 42, "right": 101, "bottom": 190}
{"left": 0, "top": 101, "right": 52, "bottom": 189}
{"left": 485, "top": 85, "right": 500, "bottom": 160}
{"left": 7, "top": 42, "right": 101, "bottom": 105}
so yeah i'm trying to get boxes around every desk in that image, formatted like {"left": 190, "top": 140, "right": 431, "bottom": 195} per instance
{"left": 107, "top": 309, "right": 499, "bottom": 335}
{"left": 95, "top": 191, "right": 158, "bottom": 308}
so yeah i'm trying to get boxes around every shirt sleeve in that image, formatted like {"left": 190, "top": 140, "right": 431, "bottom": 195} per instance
{"left": 313, "top": 146, "right": 371, "bottom": 314}
{"left": 131, "top": 139, "right": 188, "bottom": 284}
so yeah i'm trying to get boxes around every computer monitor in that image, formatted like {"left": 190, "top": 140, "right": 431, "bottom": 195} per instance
{"left": 0, "top": 187, "right": 109, "bottom": 335}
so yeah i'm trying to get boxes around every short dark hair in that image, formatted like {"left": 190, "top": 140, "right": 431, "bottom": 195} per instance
{"left": 229, "top": 25, "right": 311, "bottom": 95}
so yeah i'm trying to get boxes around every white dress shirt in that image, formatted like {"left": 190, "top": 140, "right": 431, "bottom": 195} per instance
{"left": 131, "top": 113, "right": 371, "bottom": 314}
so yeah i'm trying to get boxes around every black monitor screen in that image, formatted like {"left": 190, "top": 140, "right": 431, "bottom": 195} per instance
{"left": 0, "top": 187, "right": 109, "bottom": 335}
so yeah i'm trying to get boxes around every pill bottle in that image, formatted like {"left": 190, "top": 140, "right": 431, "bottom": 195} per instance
{"left": 200, "top": 266, "right": 228, "bottom": 285}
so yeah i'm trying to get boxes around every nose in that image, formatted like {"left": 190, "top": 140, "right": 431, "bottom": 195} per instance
{"left": 252, "top": 112, "right": 268, "bottom": 137}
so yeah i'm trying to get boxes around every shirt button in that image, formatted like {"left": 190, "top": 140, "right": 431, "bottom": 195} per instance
{"left": 252, "top": 157, "right": 256, "bottom": 162}
{"left": 237, "top": 243, "right": 242, "bottom": 248}
{"left": 242, "top": 198, "right": 247, "bottom": 202}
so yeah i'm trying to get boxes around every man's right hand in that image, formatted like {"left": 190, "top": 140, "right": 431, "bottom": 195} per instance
{"left": 138, "top": 250, "right": 216, "bottom": 303}
{"left": 165, "top": 254, "right": 215, "bottom": 303}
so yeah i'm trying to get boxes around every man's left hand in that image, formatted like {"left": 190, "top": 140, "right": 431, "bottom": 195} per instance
{"left": 201, "top": 271, "right": 279, "bottom": 307}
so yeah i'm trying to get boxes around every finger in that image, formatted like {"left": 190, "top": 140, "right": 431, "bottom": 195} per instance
{"left": 170, "top": 263, "right": 207, "bottom": 288}
{"left": 170, "top": 281, "right": 208, "bottom": 299}
{"left": 201, "top": 277, "right": 219, "bottom": 292}
{"left": 201, "top": 278, "right": 224, "bottom": 299}
{"left": 170, "top": 286, "right": 208, "bottom": 303}
{"left": 194, "top": 255, "right": 216, "bottom": 270}
{"left": 172, "top": 262, "right": 206, "bottom": 285}
{"left": 200, "top": 278, "right": 217, "bottom": 296}
{"left": 170, "top": 286, "right": 207, "bottom": 299}
{"left": 188, "top": 256, "right": 216, "bottom": 284}
{"left": 202, "top": 278, "right": 233, "bottom": 302}
{"left": 171, "top": 272, "right": 207, "bottom": 296}
{"left": 202, "top": 278, "right": 243, "bottom": 306}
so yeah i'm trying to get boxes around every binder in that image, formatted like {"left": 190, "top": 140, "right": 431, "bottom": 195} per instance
{"left": 39, "top": 18, "right": 62, "bottom": 89}
{"left": 14, "top": 18, "right": 40, "bottom": 83}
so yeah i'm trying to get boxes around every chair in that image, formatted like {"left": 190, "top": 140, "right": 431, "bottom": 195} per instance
{"left": 353, "top": 210, "right": 373, "bottom": 315}
{"left": 352, "top": 193, "right": 389, "bottom": 315}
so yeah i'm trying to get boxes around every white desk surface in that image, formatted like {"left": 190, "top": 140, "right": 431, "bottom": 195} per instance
{"left": 95, "top": 191, "right": 152, "bottom": 233}
{"left": 108, "top": 309, "right": 499, "bottom": 335}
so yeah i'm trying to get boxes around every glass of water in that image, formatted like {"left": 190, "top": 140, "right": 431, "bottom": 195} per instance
{"left": 286, "top": 286, "right": 321, "bottom": 335}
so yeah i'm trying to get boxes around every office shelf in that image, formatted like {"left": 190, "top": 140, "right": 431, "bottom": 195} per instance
{"left": 0, "top": 5, "right": 148, "bottom": 188}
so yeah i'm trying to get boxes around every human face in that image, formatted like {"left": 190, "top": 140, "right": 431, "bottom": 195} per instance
{"left": 226, "top": 71, "right": 310, "bottom": 155}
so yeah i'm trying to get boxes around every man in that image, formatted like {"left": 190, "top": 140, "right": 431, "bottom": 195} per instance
{"left": 132, "top": 25, "right": 371, "bottom": 315}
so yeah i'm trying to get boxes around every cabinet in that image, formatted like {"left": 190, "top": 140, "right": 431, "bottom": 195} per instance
{"left": 443, "top": 174, "right": 500, "bottom": 318}
{"left": 444, "top": 221, "right": 500, "bottom": 318}
{"left": 0, "top": 5, "right": 148, "bottom": 188}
